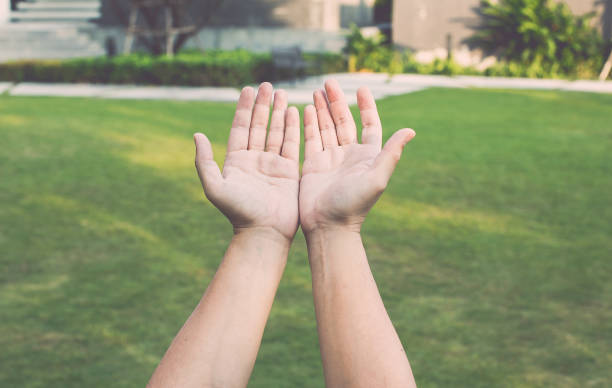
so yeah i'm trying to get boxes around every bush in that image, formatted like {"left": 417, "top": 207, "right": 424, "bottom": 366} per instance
{"left": 343, "top": 25, "right": 482, "bottom": 77}
{"left": 0, "top": 50, "right": 346, "bottom": 86}
{"left": 344, "top": 24, "right": 401, "bottom": 73}
{"left": 467, "top": 0, "right": 608, "bottom": 78}
{"left": 403, "top": 57, "right": 480, "bottom": 76}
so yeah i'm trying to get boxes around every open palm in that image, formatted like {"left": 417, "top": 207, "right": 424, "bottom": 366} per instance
{"left": 299, "top": 80, "right": 415, "bottom": 233}
{"left": 195, "top": 83, "right": 300, "bottom": 240}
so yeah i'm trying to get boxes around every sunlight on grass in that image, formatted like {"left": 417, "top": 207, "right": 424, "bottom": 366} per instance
{"left": 376, "top": 195, "right": 557, "bottom": 244}
{"left": 1, "top": 90, "right": 611, "bottom": 387}
{"left": 26, "top": 193, "right": 213, "bottom": 278}
{"left": 0, "top": 114, "right": 29, "bottom": 126}
{"left": 97, "top": 326, "right": 160, "bottom": 365}
{"left": 108, "top": 105, "right": 190, "bottom": 130}
{"left": 2, "top": 275, "right": 69, "bottom": 297}
{"left": 32, "top": 194, "right": 81, "bottom": 211}
{"left": 104, "top": 130, "right": 226, "bottom": 203}
{"left": 502, "top": 89, "right": 565, "bottom": 101}
{"left": 106, "top": 131, "right": 225, "bottom": 173}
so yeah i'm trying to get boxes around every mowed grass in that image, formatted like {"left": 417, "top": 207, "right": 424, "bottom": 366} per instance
{"left": 1, "top": 88, "right": 611, "bottom": 387}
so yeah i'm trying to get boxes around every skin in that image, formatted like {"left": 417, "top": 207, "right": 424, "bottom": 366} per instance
{"left": 147, "top": 82, "right": 300, "bottom": 388}
{"left": 147, "top": 79, "right": 416, "bottom": 388}
{"left": 301, "top": 79, "right": 417, "bottom": 387}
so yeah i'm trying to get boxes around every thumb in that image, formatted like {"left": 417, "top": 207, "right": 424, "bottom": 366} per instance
{"left": 371, "top": 128, "right": 415, "bottom": 189}
{"left": 194, "top": 133, "right": 222, "bottom": 196}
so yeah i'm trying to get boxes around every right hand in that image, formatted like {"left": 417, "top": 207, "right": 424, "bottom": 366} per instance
{"left": 299, "top": 79, "right": 415, "bottom": 234}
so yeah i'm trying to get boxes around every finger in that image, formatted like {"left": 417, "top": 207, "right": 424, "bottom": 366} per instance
{"left": 227, "top": 86, "right": 256, "bottom": 152}
{"left": 325, "top": 79, "right": 357, "bottom": 145}
{"left": 194, "top": 133, "right": 223, "bottom": 197}
{"left": 281, "top": 107, "right": 300, "bottom": 161}
{"left": 357, "top": 86, "right": 383, "bottom": 149}
{"left": 248, "top": 82, "right": 273, "bottom": 151}
{"left": 370, "top": 129, "right": 416, "bottom": 190}
{"left": 304, "top": 104, "right": 323, "bottom": 159}
{"left": 313, "top": 90, "right": 339, "bottom": 149}
{"left": 266, "top": 89, "right": 288, "bottom": 154}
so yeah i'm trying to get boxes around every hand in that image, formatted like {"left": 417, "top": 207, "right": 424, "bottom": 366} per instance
{"left": 299, "top": 79, "right": 415, "bottom": 234}
{"left": 194, "top": 83, "right": 300, "bottom": 241}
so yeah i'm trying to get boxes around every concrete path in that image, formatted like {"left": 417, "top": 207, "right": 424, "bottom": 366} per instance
{"left": 2, "top": 73, "right": 612, "bottom": 104}
{"left": 8, "top": 83, "right": 242, "bottom": 102}
{"left": 0, "top": 82, "right": 13, "bottom": 94}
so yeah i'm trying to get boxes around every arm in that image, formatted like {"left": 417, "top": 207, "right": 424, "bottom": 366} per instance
{"left": 148, "top": 83, "right": 301, "bottom": 388}
{"left": 299, "top": 79, "right": 417, "bottom": 387}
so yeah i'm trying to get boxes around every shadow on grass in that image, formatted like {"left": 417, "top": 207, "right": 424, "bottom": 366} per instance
{"left": 1, "top": 89, "right": 611, "bottom": 387}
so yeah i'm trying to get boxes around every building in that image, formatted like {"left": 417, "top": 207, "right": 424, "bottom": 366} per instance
{"left": 392, "top": 0, "right": 612, "bottom": 67}
{"left": 0, "top": 0, "right": 106, "bottom": 62}
{"left": 0, "top": 0, "right": 375, "bottom": 62}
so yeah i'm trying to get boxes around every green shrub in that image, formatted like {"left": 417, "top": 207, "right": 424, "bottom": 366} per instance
{"left": 0, "top": 50, "right": 345, "bottom": 86}
{"left": 467, "top": 0, "right": 607, "bottom": 78}
{"left": 412, "top": 58, "right": 480, "bottom": 76}
{"left": 344, "top": 24, "right": 399, "bottom": 73}
{"left": 303, "top": 52, "right": 348, "bottom": 76}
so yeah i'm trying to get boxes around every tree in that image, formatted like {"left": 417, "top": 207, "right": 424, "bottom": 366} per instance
{"left": 467, "top": 0, "right": 606, "bottom": 77}
{"left": 110, "top": 0, "right": 224, "bottom": 55}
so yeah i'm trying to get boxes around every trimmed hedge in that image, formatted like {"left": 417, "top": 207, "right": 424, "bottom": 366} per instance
{"left": 2, "top": 49, "right": 605, "bottom": 85}
{"left": 0, "top": 50, "right": 347, "bottom": 87}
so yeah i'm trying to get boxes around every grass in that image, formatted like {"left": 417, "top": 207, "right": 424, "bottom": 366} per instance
{"left": 0, "top": 88, "right": 611, "bottom": 387}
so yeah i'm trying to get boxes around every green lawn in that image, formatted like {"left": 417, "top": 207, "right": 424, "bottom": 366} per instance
{"left": 1, "top": 88, "right": 611, "bottom": 387}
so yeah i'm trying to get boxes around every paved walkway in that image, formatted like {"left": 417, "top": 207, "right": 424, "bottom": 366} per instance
{"left": 2, "top": 73, "right": 612, "bottom": 104}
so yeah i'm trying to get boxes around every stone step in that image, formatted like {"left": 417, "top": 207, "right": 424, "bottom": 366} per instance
{"left": 10, "top": 11, "right": 101, "bottom": 20}
{"left": 0, "top": 39, "right": 99, "bottom": 49}
{"left": 0, "top": 30, "right": 80, "bottom": 39}
{"left": 1, "top": 1, "right": 104, "bottom": 63}
{"left": 32, "top": 0, "right": 100, "bottom": 2}
{"left": 0, "top": 21, "right": 90, "bottom": 29}
{"left": 0, "top": 43, "right": 104, "bottom": 52}
{"left": 0, "top": 26, "right": 83, "bottom": 36}
{"left": 0, "top": 53, "right": 104, "bottom": 62}
{"left": 0, "top": 47, "right": 105, "bottom": 59}
{"left": 17, "top": 2, "right": 100, "bottom": 11}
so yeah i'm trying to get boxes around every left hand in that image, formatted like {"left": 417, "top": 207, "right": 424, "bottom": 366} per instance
{"left": 194, "top": 83, "right": 301, "bottom": 242}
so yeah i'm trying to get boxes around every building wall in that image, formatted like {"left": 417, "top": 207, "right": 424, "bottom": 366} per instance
{"left": 392, "top": 0, "right": 610, "bottom": 65}
{"left": 98, "top": 0, "right": 375, "bottom": 53}
{"left": 101, "top": 0, "right": 373, "bottom": 31}
{"left": 0, "top": 0, "right": 9, "bottom": 23}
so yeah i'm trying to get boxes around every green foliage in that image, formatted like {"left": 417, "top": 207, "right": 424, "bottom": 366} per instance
{"left": 344, "top": 24, "right": 401, "bottom": 73}
{"left": 402, "top": 57, "right": 481, "bottom": 76}
{"left": 0, "top": 50, "right": 346, "bottom": 86}
{"left": 2, "top": 89, "right": 612, "bottom": 386}
{"left": 468, "top": 0, "right": 607, "bottom": 77}
{"left": 303, "top": 52, "right": 348, "bottom": 76}
{"left": 343, "top": 25, "right": 480, "bottom": 77}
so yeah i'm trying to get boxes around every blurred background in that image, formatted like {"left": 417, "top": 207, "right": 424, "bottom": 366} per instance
{"left": 1, "top": 1, "right": 611, "bottom": 387}
{"left": 1, "top": 0, "right": 611, "bottom": 81}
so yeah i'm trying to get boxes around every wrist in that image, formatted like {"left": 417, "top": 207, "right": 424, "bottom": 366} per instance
{"left": 303, "top": 224, "right": 361, "bottom": 241}
{"left": 304, "top": 226, "right": 364, "bottom": 274}
{"left": 304, "top": 225, "right": 361, "bottom": 245}
{"left": 226, "top": 226, "right": 292, "bottom": 273}
{"left": 233, "top": 226, "right": 293, "bottom": 248}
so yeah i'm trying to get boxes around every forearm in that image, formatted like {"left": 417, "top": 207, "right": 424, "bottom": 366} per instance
{"left": 306, "top": 228, "right": 416, "bottom": 388}
{"left": 148, "top": 228, "right": 290, "bottom": 388}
